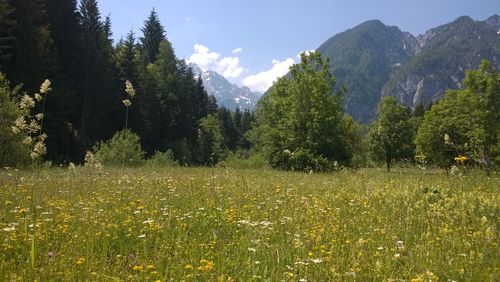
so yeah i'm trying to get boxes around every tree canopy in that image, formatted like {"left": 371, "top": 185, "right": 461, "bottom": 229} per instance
{"left": 367, "top": 96, "right": 414, "bottom": 171}
{"left": 251, "top": 51, "right": 356, "bottom": 171}
{"left": 416, "top": 60, "right": 500, "bottom": 169}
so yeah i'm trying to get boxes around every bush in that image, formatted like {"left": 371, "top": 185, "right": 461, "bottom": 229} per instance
{"left": 94, "top": 129, "right": 145, "bottom": 167}
{"left": 0, "top": 74, "right": 31, "bottom": 167}
{"left": 272, "top": 148, "right": 332, "bottom": 172}
{"left": 146, "top": 150, "right": 179, "bottom": 167}
{"left": 218, "top": 151, "right": 268, "bottom": 169}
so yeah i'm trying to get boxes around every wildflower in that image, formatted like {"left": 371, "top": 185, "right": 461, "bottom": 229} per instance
{"left": 35, "top": 113, "right": 44, "bottom": 121}
{"left": 19, "top": 95, "right": 35, "bottom": 110}
{"left": 138, "top": 234, "right": 146, "bottom": 238}
{"left": 33, "top": 141, "right": 47, "bottom": 157}
{"left": 76, "top": 257, "right": 86, "bottom": 265}
{"left": 3, "top": 226, "right": 16, "bottom": 232}
{"left": 132, "top": 265, "right": 143, "bottom": 271}
{"left": 444, "top": 133, "right": 452, "bottom": 145}
{"left": 14, "top": 117, "right": 27, "bottom": 131}
{"left": 311, "top": 258, "right": 323, "bottom": 264}
{"left": 125, "top": 80, "right": 136, "bottom": 98}
{"left": 197, "top": 259, "right": 215, "bottom": 271}
{"left": 454, "top": 155, "right": 467, "bottom": 166}
{"left": 184, "top": 264, "right": 194, "bottom": 269}
{"left": 39, "top": 79, "right": 52, "bottom": 94}
{"left": 396, "top": 240, "right": 405, "bottom": 252}
{"left": 122, "top": 99, "right": 132, "bottom": 107}
{"left": 35, "top": 93, "right": 43, "bottom": 102}
{"left": 22, "top": 136, "right": 33, "bottom": 145}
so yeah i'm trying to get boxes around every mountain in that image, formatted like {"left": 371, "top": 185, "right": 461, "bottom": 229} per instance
{"left": 382, "top": 15, "right": 500, "bottom": 107}
{"left": 316, "top": 15, "right": 500, "bottom": 123}
{"left": 189, "top": 63, "right": 261, "bottom": 110}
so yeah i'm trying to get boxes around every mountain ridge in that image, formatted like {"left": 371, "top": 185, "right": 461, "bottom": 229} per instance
{"left": 314, "top": 14, "right": 499, "bottom": 123}
{"left": 189, "top": 63, "right": 261, "bottom": 110}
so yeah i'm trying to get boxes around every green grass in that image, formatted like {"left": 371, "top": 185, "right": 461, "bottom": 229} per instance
{"left": 0, "top": 166, "right": 498, "bottom": 281}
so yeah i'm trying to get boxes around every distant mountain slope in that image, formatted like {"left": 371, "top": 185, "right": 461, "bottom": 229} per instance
{"left": 317, "top": 20, "right": 418, "bottom": 122}
{"left": 382, "top": 15, "right": 500, "bottom": 106}
{"left": 316, "top": 15, "right": 500, "bottom": 123}
{"left": 189, "top": 64, "right": 260, "bottom": 110}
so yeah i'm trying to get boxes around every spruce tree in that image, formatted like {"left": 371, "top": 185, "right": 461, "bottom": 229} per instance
{"left": 140, "top": 9, "right": 165, "bottom": 65}
{"left": 78, "top": 0, "right": 120, "bottom": 158}
{"left": 0, "top": 0, "right": 15, "bottom": 71}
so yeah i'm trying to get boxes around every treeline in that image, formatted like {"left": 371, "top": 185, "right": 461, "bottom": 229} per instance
{"left": 0, "top": 0, "right": 252, "bottom": 166}
{"left": 251, "top": 53, "right": 499, "bottom": 172}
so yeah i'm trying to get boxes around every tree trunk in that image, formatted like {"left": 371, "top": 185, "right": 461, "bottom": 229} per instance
{"left": 386, "top": 150, "right": 391, "bottom": 172}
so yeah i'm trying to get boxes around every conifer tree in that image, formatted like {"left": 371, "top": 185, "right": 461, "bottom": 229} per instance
{"left": 140, "top": 9, "right": 165, "bottom": 65}
{"left": 0, "top": 0, "right": 15, "bottom": 71}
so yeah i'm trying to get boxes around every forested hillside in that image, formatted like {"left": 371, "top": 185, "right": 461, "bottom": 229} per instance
{"left": 317, "top": 15, "right": 500, "bottom": 123}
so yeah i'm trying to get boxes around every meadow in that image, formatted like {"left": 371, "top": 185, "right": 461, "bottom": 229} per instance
{"left": 0, "top": 166, "right": 498, "bottom": 281}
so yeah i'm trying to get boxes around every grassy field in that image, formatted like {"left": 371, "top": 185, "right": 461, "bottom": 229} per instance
{"left": 0, "top": 166, "right": 498, "bottom": 281}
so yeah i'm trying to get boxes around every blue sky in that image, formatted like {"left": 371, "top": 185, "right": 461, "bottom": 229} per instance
{"left": 98, "top": 0, "right": 499, "bottom": 92}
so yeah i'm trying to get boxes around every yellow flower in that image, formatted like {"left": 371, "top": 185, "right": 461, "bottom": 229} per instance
{"left": 197, "top": 259, "right": 215, "bottom": 271}
{"left": 76, "top": 257, "right": 85, "bottom": 265}
{"left": 184, "top": 264, "right": 194, "bottom": 269}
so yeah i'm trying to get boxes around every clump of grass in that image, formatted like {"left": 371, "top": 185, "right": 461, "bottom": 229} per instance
{"left": 0, "top": 167, "right": 498, "bottom": 281}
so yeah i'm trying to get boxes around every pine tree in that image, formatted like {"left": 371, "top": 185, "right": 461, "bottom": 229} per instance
{"left": 115, "top": 31, "right": 139, "bottom": 82}
{"left": 140, "top": 9, "right": 165, "bottom": 65}
{"left": 6, "top": 0, "right": 57, "bottom": 91}
{"left": 42, "top": 0, "right": 82, "bottom": 162}
{"left": 0, "top": 0, "right": 16, "bottom": 71}
{"left": 78, "top": 0, "right": 120, "bottom": 158}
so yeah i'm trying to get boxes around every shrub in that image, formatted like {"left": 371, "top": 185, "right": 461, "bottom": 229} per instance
{"left": 218, "top": 151, "right": 268, "bottom": 169}
{"left": 146, "top": 150, "right": 179, "bottom": 167}
{"left": 0, "top": 74, "right": 31, "bottom": 167}
{"left": 272, "top": 148, "right": 332, "bottom": 172}
{"left": 94, "top": 129, "right": 145, "bottom": 167}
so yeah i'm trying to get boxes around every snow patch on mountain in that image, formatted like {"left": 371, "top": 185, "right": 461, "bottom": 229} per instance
{"left": 189, "top": 63, "right": 261, "bottom": 110}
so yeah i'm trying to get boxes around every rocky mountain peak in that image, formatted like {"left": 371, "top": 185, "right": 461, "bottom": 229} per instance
{"left": 188, "top": 63, "right": 260, "bottom": 110}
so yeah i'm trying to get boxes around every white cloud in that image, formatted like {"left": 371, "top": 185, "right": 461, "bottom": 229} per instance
{"left": 188, "top": 44, "right": 245, "bottom": 79}
{"left": 232, "top": 47, "right": 243, "bottom": 54}
{"left": 243, "top": 58, "right": 295, "bottom": 93}
{"left": 188, "top": 44, "right": 220, "bottom": 70}
{"left": 296, "top": 50, "right": 315, "bottom": 59}
{"left": 217, "top": 57, "right": 244, "bottom": 78}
